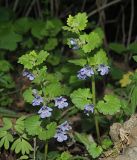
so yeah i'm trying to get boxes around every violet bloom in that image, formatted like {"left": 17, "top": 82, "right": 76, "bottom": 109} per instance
{"left": 58, "top": 121, "right": 72, "bottom": 132}
{"left": 54, "top": 130, "right": 68, "bottom": 142}
{"left": 38, "top": 106, "right": 53, "bottom": 118}
{"left": 23, "top": 70, "right": 35, "bottom": 80}
{"left": 70, "top": 38, "right": 79, "bottom": 50}
{"left": 54, "top": 121, "right": 71, "bottom": 142}
{"left": 55, "top": 96, "right": 68, "bottom": 109}
{"left": 84, "top": 104, "right": 94, "bottom": 116}
{"left": 77, "top": 66, "right": 94, "bottom": 80}
{"left": 32, "top": 95, "right": 43, "bottom": 106}
{"left": 97, "top": 64, "right": 110, "bottom": 76}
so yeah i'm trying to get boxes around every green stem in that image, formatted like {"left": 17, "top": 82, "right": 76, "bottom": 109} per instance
{"left": 91, "top": 75, "right": 101, "bottom": 143}
{"left": 44, "top": 141, "right": 48, "bottom": 160}
{"left": 33, "top": 138, "right": 36, "bottom": 160}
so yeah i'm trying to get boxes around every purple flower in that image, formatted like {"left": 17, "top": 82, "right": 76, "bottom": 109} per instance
{"left": 23, "top": 70, "right": 35, "bottom": 80}
{"left": 77, "top": 66, "right": 94, "bottom": 80}
{"left": 70, "top": 38, "right": 79, "bottom": 50}
{"left": 54, "top": 121, "right": 71, "bottom": 142}
{"left": 84, "top": 104, "right": 94, "bottom": 116}
{"left": 97, "top": 64, "right": 110, "bottom": 76}
{"left": 32, "top": 95, "right": 43, "bottom": 106}
{"left": 54, "top": 96, "right": 68, "bottom": 109}
{"left": 58, "top": 121, "right": 72, "bottom": 132}
{"left": 54, "top": 130, "right": 68, "bottom": 142}
{"left": 38, "top": 106, "right": 53, "bottom": 118}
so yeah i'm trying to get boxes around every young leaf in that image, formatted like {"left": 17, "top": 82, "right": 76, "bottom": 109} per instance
{"left": 63, "top": 13, "right": 88, "bottom": 33}
{"left": 70, "top": 88, "right": 92, "bottom": 110}
{"left": 18, "top": 50, "right": 49, "bottom": 69}
{"left": 24, "top": 115, "right": 42, "bottom": 136}
{"left": 80, "top": 31, "right": 103, "bottom": 53}
{"left": 97, "top": 95, "right": 121, "bottom": 115}
{"left": 88, "top": 49, "right": 108, "bottom": 66}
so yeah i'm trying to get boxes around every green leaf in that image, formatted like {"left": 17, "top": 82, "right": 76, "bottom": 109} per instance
{"left": 44, "top": 38, "right": 58, "bottom": 51}
{"left": 101, "top": 138, "right": 113, "bottom": 150}
{"left": 130, "top": 86, "right": 137, "bottom": 114}
{"left": 11, "top": 137, "right": 33, "bottom": 155}
{"left": 19, "top": 155, "right": 29, "bottom": 160}
{"left": 0, "top": 60, "right": 12, "bottom": 72}
{"left": 45, "top": 82, "right": 70, "bottom": 98}
{"left": 128, "top": 42, "right": 137, "bottom": 53}
{"left": 57, "top": 152, "right": 72, "bottom": 160}
{"left": 87, "top": 143, "right": 103, "bottom": 158}
{"left": 14, "top": 17, "right": 31, "bottom": 34}
{"left": 75, "top": 132, "right": 102, "bottom": 158}
{"left": 0, "top": 23, "right": 22, "bottom": 50}
{"left": 38, "top": 122, "right": 57, "bottom": 140}
{"left": 97, "top": 94, "right": 121, "bottom": 115}
{"left": 133, "top": 55, "right": 137, "bottom": 62}
{"left": 0, "top": 131, "right": 13, "bottom": 149}
{"left": 15, "top": 116, "right": 26, "bottom": 134}
{"left": 24, "top": 115, "right": 41, "bottom": 136}
{"left": 63, "top": 13, "right": 88, "bottom": 33}
{"left": 80, "top": 31, "right": 103, "bottom": 53}
{"left": 109, "top": 43, "right": 127, "bottom": 54}
{"left": 0, "top": 118, "right": 12, "bottom": 131}
{"left": 70, "top": 88, "right": 92, "bottom": 110}
{"left": 88, "top": 49, "right": 108, "bottom": 66}
{"left": 18, "top": 50, "right": 49, "bottom": 69}
{"left": 68, "top": 59, "right": 87, "bottom": 66}
{"left": 23, "top": 88, "right": 34, "bottom": 103}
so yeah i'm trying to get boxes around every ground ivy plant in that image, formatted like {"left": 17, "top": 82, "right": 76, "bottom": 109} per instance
{"left": 0, "top": 12, "right": 122, "bottom": 159}
{"left": 64, "top": 12, "right": 121, "bottom": 158}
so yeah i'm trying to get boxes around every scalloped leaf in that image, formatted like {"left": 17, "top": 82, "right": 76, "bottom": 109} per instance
{"left": 70, "top": 88, "right": 92, "bottom": 110}
{"left": 97, "top": 95, "right": 121, "bottom": 115}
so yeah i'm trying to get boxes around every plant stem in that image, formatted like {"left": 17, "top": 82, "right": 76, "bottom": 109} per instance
{"left": 91, "top": 75, "right": 101, "bottom": 143}
{"left": 44, "top": 141, "right": 48, "bottom": 160}
{"left": 33, "top": 138, "right": 36, "bottom": 160}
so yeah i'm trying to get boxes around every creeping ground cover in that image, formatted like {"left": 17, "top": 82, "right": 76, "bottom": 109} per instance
{"left": 1, "top": 1, "right": 137, "bottom": 159}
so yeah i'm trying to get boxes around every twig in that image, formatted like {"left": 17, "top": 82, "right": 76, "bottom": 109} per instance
{"left": 50, "top": 0, "right": 54, "bottom": 17}
{"left": 121, "top": 6, "right": 126, "bottom": 44}
{"left": 81, "top": 0, "right": 86, "bottom": 11}
{"left": 13, "top": 0, "right": 19, "bottom": 12}
{"left": 36, "top": 0, "right": 43, "bottom": 19}
{"left": 127, "top": 0, "right": 134, "bottom": 46}
{"left": 25, "top": 0, "right": 37, "bottom": 16}
{"left": 88, "top": 0, "right": 122, "bottom": 17}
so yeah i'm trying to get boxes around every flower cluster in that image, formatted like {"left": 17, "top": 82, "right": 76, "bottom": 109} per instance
{"left": 77, "top": 66, "right": 94, "bottom": 80}
{"left": 54, "top": 96, "right": 68, "bottom": 109}
{"left": 97, "top": 64, "right": 110, "bottom": 76}
{"left": 54, "top": 121, "right": 72, "bottom": 142}
{"left": 31, "top": 90, "right": 69, "bottom": 119}
{"left": 84, "top": 104, "right": 94, "bottom": 116}
{"left": 70, "top": 38, "right": 79, "bottom": 50}
{"left": 38, "top": 106, "right": 53, "bottom": 118}
{"left": 77, "top": 64, "right": 109, "bottom": 80}
{"left": 23, "top": 70, "right": 35, "bottom": 81}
